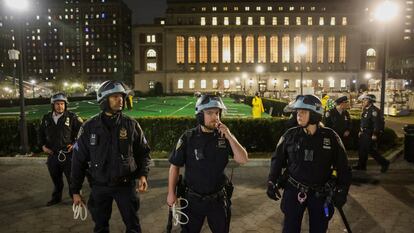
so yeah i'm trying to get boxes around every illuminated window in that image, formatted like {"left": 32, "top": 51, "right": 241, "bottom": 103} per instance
{"left": 188, "top": 37, "right": 196, "bottom": 63}
{"left": 311, "top": 6, "right": 316, "bottom": 11}
{"left": 234, "top": 35, "right": 242, "bottom": 63}
{"left": 278, "top": 6, "right": 283, "bottom": 11}
{"left": 318, "top": 80, "right": 324, "bottom": 87}
{"left": 319, "top": 17, "right": 324, "bottom": 25}
{"left": 339, "top": 36, "right": 346, "bottom": 63}
{"left": 199, "top": 36, "right": 207, "bottom": 63}
{"left": 224, "top": 80, "right": 230, "bottom": 89}
{"left": 296, "top": 17, "right": 301, "bottom": 25}
{"left": 176, "top": 36, "right": 185, "bottom": 63}
{"left": 248, "top": 17, "right": 253, "bottom": 25}
{"left": 308, "top": 17, "right": 313, "bottom": 25}
{"left": 328, "top": 36, "right": 335, "bottom": 63}
{"left": 178, "top": 80, "right": 184, "bottom": 89}
{"left": 245, "top": 6, "right": 250, "bottom": 11}
{"left": 289, "top": 6, "right": 294, "bottom": 11}
{"left": 236, "top": 17, "right": 241, "bottom": 25}
{"left": 222, "top": 35, "right": 231, "bottom": 63}
{"left": 341, "top": 79, "right": 346, "bottom": 88}
{"left": 256, "top": 6, "right": 261, "bottom": 11}
{"left": 367, "top": 48, "right": 376, "bottom": 57}
{"left": 224, "top": 17, "right": 229, "bottom": 25}
{"left": 146, "top": 63, "right": 157, "bottom": 71}
{"left": 342, "top": 17, "right": 347, "bottom": 25}
{"left": 246, "top": 35, "right": 254, "bottom": 63}
{"left": 329, "top": 79, "right": 335, "bottom": 88}
{"left": 268, "top": 6, "right": 272, "bottom": 11}
{"left": 211, "top": 35, "right": 219, "bottom": 63}
{"left": 295, "top": 79, "right": 301, "bottom": 88}
{"left": 272, "top": 17, "right": 277, "bottom": 25}
{"left": 284, "top": 17, "right": 289, "bottom": 25}
{"left": 223, "top": 7, "right": 228, "bottom": 11}
{"left": 201, "top": 80, "right": 207, "bottom": 89}
{"left": 317, "top": 36, "right": 324, "bottom": 63}
{"left": 305, "top": 36, "right": 312, "bottom": 63}
{"left": 234, "top": 6, "right": 239, "bottom": 11}
{"left": 201, "top": 7, "right": 206, "bottom": 12}
{"left": 147, "top": 49, "right": 157, "bottom": 58}
{"left": 258, "top": 35, "right": 266, "bottom": 63}
{"left": 200, "top": 17, "right": 206, "bottom": 25}
{"left": 212, "top": 6, "right": 217, "bottom": 11}
{"left": 212, "top": 17, "right": 217, "bottom": 25}
{"left": 270, "top": 36, "right": 278, "bottom": 63}
{"left": 282, "top": 35, "right": 290, "bottom": 63}
{"left": 189, "top": 80, "right": 195, "bottom": 89}
{"left": 212, "top": 79, "right": 218, "bottom": 88}
{"left": 330, "top": 17, "right": 336, "bottom": 26}
{"left": 260, "top": 17, "right": 265, "bottom": 25}
{"left": 293, "top": 36, "right": 302, "bottom": 63}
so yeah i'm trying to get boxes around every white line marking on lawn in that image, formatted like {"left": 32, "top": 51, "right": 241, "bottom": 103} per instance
{"left": 168, "top": 102, "right": 193, "bottom": 116}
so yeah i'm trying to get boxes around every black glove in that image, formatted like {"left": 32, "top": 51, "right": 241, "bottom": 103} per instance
{"left": 333, "top": 188, "right": 348, "bottom": 208}
{"left": 266, "top": 181, "right": 282, "bottom": 201}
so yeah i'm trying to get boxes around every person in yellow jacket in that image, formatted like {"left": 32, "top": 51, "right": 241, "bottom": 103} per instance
{"left": 252, "top": 92, "right": 265, "bottom": 118}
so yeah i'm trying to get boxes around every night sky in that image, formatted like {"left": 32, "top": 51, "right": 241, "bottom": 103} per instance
{"left": 122, "top": 0, "right": 167, "bottom": 25}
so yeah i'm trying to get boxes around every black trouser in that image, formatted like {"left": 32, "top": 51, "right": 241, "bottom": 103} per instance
{"left": 358, "top": 132, "right": 388, "bottom": 168}
{"left": 46, "top": 152, "right": 72, "bottom": 201}
{"left": 280, "top": 185, "right": 334, "bottom": 233}
{"left": 88, "top": 184, "right": 141, "bottom": 233}
{"left": 181, "top": 193, "right": 230, "bottom": 233}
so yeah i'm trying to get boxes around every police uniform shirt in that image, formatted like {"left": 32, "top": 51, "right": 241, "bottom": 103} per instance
{"left": 360, "top": 105, "right": 381, "bottom": 135}
{"left": 169, "top": 126, "right": 233, "bottom": 195}
{"left": 268, "top": 126, "right": 351, "bottom": 188}
{"left": 324, "top": 108, "right": 351, "bottom": 136}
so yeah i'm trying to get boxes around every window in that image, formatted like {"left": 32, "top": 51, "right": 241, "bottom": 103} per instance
{"left": 199, "top": 36, "right": 207, "bottom": 63}
{"left": 342, "top": 17, "right": 347, "bottom": 25}
{"left": 308, "top": 17, "right": 313, "bottom": 25}
{"left": 311, "top": 6, "right": 316, "bottom": 11}
{"left": 295, "top": 79, "right": 301, "bottom": 88}
{"left": 248, "top": 17, "right": 253, "bottom": 25}
{"left": 201, "top": 80, "right": 207, "bottom": 89}
{"left": 256, "top": 6, "right": 261, "bottom": 11}
{"left": 330, "top": 17, "right": 335, "bottom": 26}
{"left": 146, "top": 63, "right": 157, "bottom": 71}
{"left": 212, "top": 6, "right": 217, "bottom": 11}
{"left": 283, "top": 79, "right": 289, "bottom": 88}
{"left": 367, "top": 48, "right": 376, "bottom": 57}
{"left": 305, "top": 36, "right": 312, "bottom": 63}
{"left": 234, "top": 35, "right": 242, "bottom": 63}
{"left": 329, "top": 79, "right": 335, "bottom": 88}
{"left": 319, "top": 17, "right": 324, "bottom": 25}
{"left": 284, "top": 17, "right": 289, "bottom": 25}
{"left": 270, "top": 36, "right": 278, "bottom": 63}
{"left": 224, "top": 17, "right": 229, "bottom": 25}
{"left": 178, "top": 80, "right": 184, "bottom": 89}
{"left": 282, "top": 35, "right": 290, "bottom": 63}
{"left": 176, "top": 36, "right": 184, "bottom": 63}
{"left": 201, "top": 7, "right": 206, "bottom": 12}
{"left": 146, "top": 35, "right": 151, "bottom": 43}
{"left": 147, "top": 49, "right": 157, "bottom": 58}
{"left": 339, "top": 36, "right": 346, "bottom": 63}
{"left": 296, "top": 17, "right": 301, "bottom": 25}
{"left": 245, "top": 6, "right": 250, "bottom": 11}
{"left": 278, "top": 6, "right": 284, "bottom": 11}
{"left": 340, "top": 79, "right": 346, "bottom": 88}
{"left": 223, "top": 7, "right": 228, "bottom": 11}
{"left": 260, "top": 16, "right": 265, "bottom": 25}
{"left": 272, "top": 17, "right": 277, "bottom": 25}
{"left": 224, "top": 80, "right": 230, "bottom": 89}
{"left": 268, "top": 6, "right": 272, "bottom": 11}
{"left": 189, "top": 80, "right": 195, "bottom": 89}
{"left": 236, "top": 17, "right": 241, "bottom": 25}
{"left": 328, "top": 36, "right": 335, "bottom": 63}
{"left": 293, "top": 36, "right": 302, "bottom": 63}
{"left": 212, "top": 79, "right": 218, "bottom": 88}
{"left": 317, "top": 36, "right": 324, "bottom": 63}
{"left": 222, "top": 35, "right": 231, "bottom": 63}
{"left": 258, "top": 36, "right": 266, "bottom": 63}
{"left": 188, "top": 37, "right": 196, "bottom": 63}
{"left": 212, "top": 17, "right": 217, "bottom": 25}
{"left": 211, "top": 35, "right": 219, "bottom": 63}
{"left": 289, "top": 6, "right": 295, "bottom": 11}
{"left": 318, "top": 80, "right": 324, "bottom": 87}
{"left": 246, "top": 35, "right": 254, "bottom": 63}
{"left": 234, "top": 6, "right": 239, "bottom": 11}
{"left": 200, "top": 17, "right": 206, "bottom": 25}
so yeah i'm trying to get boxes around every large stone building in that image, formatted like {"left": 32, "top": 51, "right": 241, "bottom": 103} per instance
{"left": 133, "top": 0, "right": 413, "bottom": 95}
{"left": 0, "top": 0, "right": 132, "bottom": 86}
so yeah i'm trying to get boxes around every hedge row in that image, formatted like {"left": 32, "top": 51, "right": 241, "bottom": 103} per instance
{"left": 0, "top": 96, "right": 95, "bottom": 108}
{"left": 0, "top": 117, "right": 397, "bottom": 156}
{"left": 230, "top": 94, "right": 288, "bottom": 116}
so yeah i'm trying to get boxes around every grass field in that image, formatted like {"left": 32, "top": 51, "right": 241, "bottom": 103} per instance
{"left": 0, "top": 96, "right": 270, "bottom": 119}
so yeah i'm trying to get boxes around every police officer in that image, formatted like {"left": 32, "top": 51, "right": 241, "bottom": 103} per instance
{"left": 267, "top": 95, "right": 351, "bottom": 233}
{"left": 71, "top": 80, "right": 151, "bottom": 233}
{"left": 353, "top": 94, "right": 390, "bottom": 173}
{"left": 324, "top": 96, "right": 351, "bottom": 144}
{"left": 167, "top": 94, "right": 248, "bottom": 233}
{"left": 38, "top": 92, "right": 83, "bottom": 206}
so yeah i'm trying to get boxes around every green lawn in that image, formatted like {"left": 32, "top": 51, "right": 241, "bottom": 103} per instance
{"left": 0, "top": 96, "right": 270, "bottom": 119}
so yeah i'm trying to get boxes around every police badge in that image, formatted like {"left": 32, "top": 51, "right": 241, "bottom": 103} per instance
{"left": 119, "top": 128, "right": 128, "bottom": 140}
{"left": 65, "top": 117, "right": 70, "bottom": 127}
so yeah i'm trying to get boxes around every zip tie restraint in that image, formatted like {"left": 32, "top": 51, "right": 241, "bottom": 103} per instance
{"left": 171, "top": 198, "right": 189, "bottom": 226}
{"left": 72, "top": 202, "right": 88, "bottom": 221}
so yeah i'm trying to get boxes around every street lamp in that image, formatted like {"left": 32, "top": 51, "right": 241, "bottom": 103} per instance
{"left": 30, "top": 79, "right": 36, "bottom": 98}
{"left": 298, "top": 43, "right": 307, "bottom": 95}
{"left": 6, "top": 0, "right": 30, "bottom": 155}
{"left": 242, "top": 72, "right": 248, "bottom": 93}
{"left": 255, "top": 65, "right": 264, "bottom": 95}
{"left": 364, "top": 72, "right": 372, "bottom": 90}
{"left": 374, "top": 0, "right": 399, "bottom": 114}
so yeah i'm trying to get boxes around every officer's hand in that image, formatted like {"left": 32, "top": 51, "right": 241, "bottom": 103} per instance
{"left": 333, "top": 188, "right": 348, "bottom": 208}
{"left": 266, "top": 181, "right": 281, "bottom": 201}
{"left": 216, "top": 122, "right": 231, "bottom": 139}
{"left": 42, "top": 145, "right": 53, "bottom": 155}
{"left": 167, "top": 192, "right": 177, "bottom": 207}
{"left": 73, "top": 194, "right": 84, "bottom": 206}
{"left": 343, "top": 131, "right": 350, "bottom": 137}
{"left": 372, "top": 135, "right": 377, "bottom": 141}
{"left": 67, "top": 144, "right": 73, "bottom": 152}
{"left": 137, "top": 176, "right": 148, "bottom": 193}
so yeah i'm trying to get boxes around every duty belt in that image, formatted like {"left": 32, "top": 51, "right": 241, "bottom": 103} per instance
{"left": 287, "top": 176, "right": 324, "bottom": 193}
{"left": 186, "top": 187, "right": 225, "bottom": 201}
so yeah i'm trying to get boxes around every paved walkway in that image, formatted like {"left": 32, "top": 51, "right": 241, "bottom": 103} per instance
{"left": 0, "top": 157, "right": 413, "bottom": 233}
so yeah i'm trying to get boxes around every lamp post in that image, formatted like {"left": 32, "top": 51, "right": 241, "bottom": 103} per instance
{"left": 30, "top": 79, "right": 36, "bottom": 98}
{"left": 255, "top": 65, "right": 264, "bottom": 95}
{"left": 364, "top": 72, "right": 372, "bottom": 91}
{"left": 298, "top": 44, "right": 307, "bottom": 95}
{"left": 374, "top": 0, "right": 399, "bottom": 114}
{"left": 242, "top": 72, "right": 248, "bottom": 94}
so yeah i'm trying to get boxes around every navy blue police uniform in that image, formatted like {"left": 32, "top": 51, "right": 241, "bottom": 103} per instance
{"left": 39, "top": 111, "right": 82, "bottom": 204}
{"left": 71, "top": 112, "right": 151, "bottom": 233}
{"left": 268, "top": 126, "right": 351, "bottom": 233}
{"left": 169, "top": 125, "right": 233, "bottom": 233}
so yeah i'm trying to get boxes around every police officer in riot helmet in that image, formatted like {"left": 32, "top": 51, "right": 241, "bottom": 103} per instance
{"left": 324, "top": 96, "right": 352, "bottom": 145}
{"left": 267, "top": 94, "right": 351, "bottom": 233}
{"left": 167, "top": 94, "right": 248, "bottom": 233}
{"left": 39, "top": 92, "right": 83, "bottom": 206}
{"left": 353, "top": 94, "right": 390, "bottom": 173}
{"left": 71, "top": 80, "right": 151, "bottom": 232}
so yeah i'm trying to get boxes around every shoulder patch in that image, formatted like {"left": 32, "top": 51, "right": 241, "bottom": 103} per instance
{"left": 325, "top": 111, "right": 330, "bottom": 118}
{"left": 372, "top": 111, "right": 378, "bottom": 117}
{"left": 77, "top": 126, "right": 84, "bottom": 139}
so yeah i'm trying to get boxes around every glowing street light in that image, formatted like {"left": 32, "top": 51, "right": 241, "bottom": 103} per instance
{"left": 256, "top": 65, "right": 265, "bottom": 95}
{"left": 30, "top": 79, "right": 36, "bottom": 98}
{"left": 374, "top": 1, "right": 399, "bottom": 22}
{"left": 4, "top": 0, "right": 29, "bottom": 11}
{"left": 297, "top": 43, "right": 307, "bottom": 95}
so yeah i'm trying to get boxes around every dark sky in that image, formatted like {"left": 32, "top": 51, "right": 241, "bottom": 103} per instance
{"left": 122, "top": 0, "right": 167, "bottom": 25}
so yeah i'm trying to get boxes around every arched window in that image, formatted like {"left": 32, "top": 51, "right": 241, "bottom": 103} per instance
{"left": 147, "top": 49, "right": 157, "bottom": 58}
{"left": 366, "top": 48, "right": 376, "bottom": 57}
